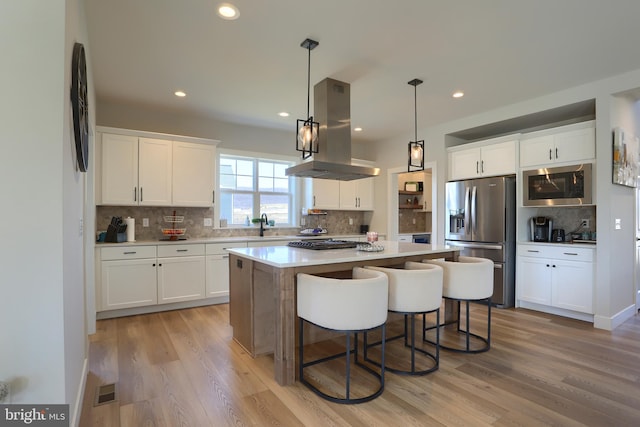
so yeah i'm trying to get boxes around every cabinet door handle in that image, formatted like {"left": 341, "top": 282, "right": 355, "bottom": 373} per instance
{"left": 222, "top": 255, "right": 229, "bottom": 259}
{"left": 546, "top": 264, "right": 550, "bottom": 267}
{"left": 177, "top": 249, "right": 188, "bottom": 252}
{"left": 481, "top": 160, "right": 484, "bottom": 173}
{"left": 140, "top": 187, "right": 143, "bottom": 202}
{"left": 527, "top": 250, "right": 539, "bottom": 253}
{"left": 313, "top": 196, "right": 316, "bottom": 206}
{"left": 212, "top": 190, "right": 215, "bottom": 205}
{"left": 476, "top": 161, "right": 479, "bottom": 173}
{"left": 158, "top": 263, "right": 162, "bottom": 267}
{"left": 549, "top": 149, "right": 552, "bottom": 160}
{"left": 123, "top": 251, "right": 137, "bottom": 255}
{"left": 563, "top": 252, "right": 578, "bottom": 256}
{"left": 134, "top": 187, "right": 137, "bottom": 202}
{"left": 552, "top": 264, "right": 556, "bottom": 268}
{"left": 152, "top": 263, "right": 156, "bottom": 267}
{"left": 555, "top": 148, "right": 558, "bottom": 159}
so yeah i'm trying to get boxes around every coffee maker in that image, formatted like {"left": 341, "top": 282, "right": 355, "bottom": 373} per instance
{"left": 530, "top": 216, "right": 553, "bottom": 242}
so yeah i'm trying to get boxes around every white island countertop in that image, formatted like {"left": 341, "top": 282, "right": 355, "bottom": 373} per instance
{"left": 227, "top": 240, "right": 459, "bottom": 268}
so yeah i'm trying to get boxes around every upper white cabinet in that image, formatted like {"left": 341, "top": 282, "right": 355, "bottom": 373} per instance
{"left": 172, "top": 141, "right": 216, "bottom": 207}
{"left": 101, "top": 133, "right": 139, "bottom": 205}
{"left": 339, "top": 178, "right": 374, "bottom": 210}
{"left": 138, "top": 138, "right": 173, "bottom": 206}
{"left": 98, "top": 127, "right": 219, "bottom": 207}
{"left": 448, "top": 138, "right": 517, "bottom": 181}
{"left": 520, "top": 122, "right": 595, "bottom": 168}
{"left": 312, "top": 179, "right": 340, "bottom": 209}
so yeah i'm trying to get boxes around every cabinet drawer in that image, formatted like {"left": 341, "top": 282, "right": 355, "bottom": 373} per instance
{"left": 518, "top": 245, "right": 593, "bottom": 262}
{"left": 206, "top": 241, "right": 247, "bottom": 255}
{"left": 101, "top": 245, "right": 156, "bottom": 260}
{"left": 157, "top": 244, "right": 205, "bottom": 257}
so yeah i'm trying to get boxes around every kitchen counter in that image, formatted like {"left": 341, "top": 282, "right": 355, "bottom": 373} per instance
{"left": 228, "top": 241, "right": 460, "bottom": 386}
{"left": 94, "top": 233, "right": 368, "bottom": 247}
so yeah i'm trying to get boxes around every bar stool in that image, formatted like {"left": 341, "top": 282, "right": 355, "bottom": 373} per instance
{"left": 297, "top": 267, "right": 389, "bottom": 404}
{"left": 422, "top": 256, "right": 493, "bottom": 353}
{"left": 363, "top": 262, "right": 443, "bottom": 376}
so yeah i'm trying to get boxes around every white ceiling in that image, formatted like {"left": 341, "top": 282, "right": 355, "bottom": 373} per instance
{"left": 85, "top": 0, "right": 640, "bottom": 144}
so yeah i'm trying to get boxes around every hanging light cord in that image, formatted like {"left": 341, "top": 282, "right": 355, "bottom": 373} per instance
{"left": 413, "top": 83, "right": 418, "bottom": 142}
{"left": 305, "top": 45, "right": 311, "bottom": 120}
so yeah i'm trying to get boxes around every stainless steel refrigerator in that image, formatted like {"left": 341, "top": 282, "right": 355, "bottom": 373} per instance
{"left": 445, "top": 175, "right": 516, "bottom": 308}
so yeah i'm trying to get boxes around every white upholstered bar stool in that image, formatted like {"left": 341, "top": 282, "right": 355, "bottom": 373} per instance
{"left": 297, "top": 267, "right": 389, "bottom": 404}
{"left": 363, "top": 262, "right": 443, "bottom": 375}
{"left": 422, "top": 256, "right": 493, "bottom": 353}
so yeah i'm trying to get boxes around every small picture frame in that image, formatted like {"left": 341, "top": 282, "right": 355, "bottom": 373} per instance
{"left": 405, "top": 182, "right": 418, "bottom": 192}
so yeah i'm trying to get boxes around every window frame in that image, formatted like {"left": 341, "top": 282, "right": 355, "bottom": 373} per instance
{"left": 217, "top": 150, "right": 299, "bottom": 228}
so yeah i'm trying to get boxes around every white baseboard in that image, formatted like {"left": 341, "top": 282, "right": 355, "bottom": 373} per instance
{"left": 71, "top": 357, "right": 88, "bottom": 427}
{"left": 593, "top": 304, "right": 636, "bottom": 331}
{"left": 518, "top": 301, "right": 594, "bottom": 323}
{"left": 96, "top": 296, "right": 229, "bottom": 320}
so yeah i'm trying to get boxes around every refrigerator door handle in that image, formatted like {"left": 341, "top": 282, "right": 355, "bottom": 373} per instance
{"left": 471, "top": 186, "right": 477, "bottom": 235}
{"left": 464, "top": 186, "right": 471, "bottom": 234}
{"left": 446, "top": 241, "right": 503, "bottom": 250}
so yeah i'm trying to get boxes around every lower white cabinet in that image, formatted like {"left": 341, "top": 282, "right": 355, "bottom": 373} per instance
{"left": 157, "top": 256, "right": 206, "bottom": 303}
{"left": 205, "top": 242, "right": 247, "bottom": 298}
{"left": 100, "top": 246, "right": 158, "bottom": 310}
{"left": 517, "top": 244, "right": 594, "bottom": 314}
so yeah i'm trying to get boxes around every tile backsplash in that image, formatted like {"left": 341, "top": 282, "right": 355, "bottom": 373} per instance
{"left": 527, "top": 206, "right": 596, "bottom": 234}
{"left": 96, "top": 206, "right": 367, "bottom": 241}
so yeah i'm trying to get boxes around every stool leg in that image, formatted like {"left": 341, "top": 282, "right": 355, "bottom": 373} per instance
{"left": 299, "top": 317, "right": 304, "bottom": 381}
{"left": 345, "top": 333, "right": 351, "bottom": 400}
{"left": 487, "top": 298, "right": 492, "bottom": 347}
{"left": 410, "top": 314, "right": 416, "bottom": 373}
{"left": 466, "top": 300, "right": 471, "bottom": 352}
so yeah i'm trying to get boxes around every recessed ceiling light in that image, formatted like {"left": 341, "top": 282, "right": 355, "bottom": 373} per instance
{"left": 217, "top": 3, "right": 239, "bottom": 20}
{"left": 354, "top": 127, "right": 363, "bottom": 132}
{"left": 452, "top": 91, "right": 464, "bottom": 98}
{"left": 278, "top": 112, "right": 290, "bottom": 117}
{"left": 174, "top": 91, "right": 186, "bottom": 97}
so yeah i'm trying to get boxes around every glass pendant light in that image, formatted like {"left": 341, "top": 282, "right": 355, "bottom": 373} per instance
{"left": 296, "top": 38, "right": 319, "bottom": 159}
{"left": 408, "top": 78, "right": 425, "bottom": 172}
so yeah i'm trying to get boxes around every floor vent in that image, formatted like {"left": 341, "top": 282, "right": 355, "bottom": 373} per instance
{"left": 94, "top": 383, "right": 117, "bottom": 406}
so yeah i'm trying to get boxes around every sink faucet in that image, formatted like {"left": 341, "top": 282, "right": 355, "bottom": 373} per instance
{"left": 259, "top": 213, "right": 268, "bottom": 237}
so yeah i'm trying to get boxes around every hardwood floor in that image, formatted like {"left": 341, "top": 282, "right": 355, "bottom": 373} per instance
{"left": 79, "top": 304, "right": 640, "bottom": 426}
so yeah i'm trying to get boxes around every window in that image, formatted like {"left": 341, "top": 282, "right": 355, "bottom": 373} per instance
{"left": 219, "top": 154, "right": 296, "bottom": 226}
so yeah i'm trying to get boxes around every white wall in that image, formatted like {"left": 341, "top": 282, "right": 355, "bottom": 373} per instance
{"left": 0, "top": 0, "right": 90, "bottom": 424}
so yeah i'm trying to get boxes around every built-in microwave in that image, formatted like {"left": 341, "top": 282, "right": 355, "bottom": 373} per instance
{"left": 523, "top": 163, "right": 592, "bottom": 206}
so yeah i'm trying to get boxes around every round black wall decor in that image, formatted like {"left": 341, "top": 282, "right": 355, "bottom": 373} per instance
{"left": 71, "top": 42, "right": 89, "bottom": 172}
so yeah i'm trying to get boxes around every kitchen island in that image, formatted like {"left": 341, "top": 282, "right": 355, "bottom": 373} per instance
{"left": 228, "top": 240, "right": 460, "bottom": 386}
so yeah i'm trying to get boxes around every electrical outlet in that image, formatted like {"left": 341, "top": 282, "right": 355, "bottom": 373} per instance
{"left": 349, "top": 218, "right": 353, "bottom": 225}
{"left": 581, "top": 219, "right": 590, "bottom": 228}
{"left": 143, "top": 218, "right": 149, "bottom": 227}
{"left": 204, "top": 218, "right": 213, "bottom": 227}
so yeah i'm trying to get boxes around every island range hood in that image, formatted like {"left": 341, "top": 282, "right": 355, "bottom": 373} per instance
{"left": 285, "top": 78, "right": 380, "bottom": 181}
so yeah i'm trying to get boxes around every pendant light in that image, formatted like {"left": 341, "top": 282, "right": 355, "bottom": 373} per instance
{"left": 407, "top": 78, "right": 425, "bottom": 172}
{"left": 296, "top": 38, "right": 320, "bottom": 159}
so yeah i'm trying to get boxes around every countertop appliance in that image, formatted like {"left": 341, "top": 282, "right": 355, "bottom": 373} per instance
{"left": 552, "top": 228, "right": 565, "bottom": 242}
{"left": 445, "top": 175, "right": 516, "bottom": 308}
{"left": 530, "top": 216, "right": 553, "bottom": 242}
{"left": 287, "top": 239, "right": 360, "bottom": 250}
{"left": 412, "top": 233, "right": 431, "bottom": 244}
{"left": 523, "top": 163, "right": 592, "bottom": 206}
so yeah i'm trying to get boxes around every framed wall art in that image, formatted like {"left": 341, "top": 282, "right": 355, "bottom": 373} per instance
{"left": 612, "top": 127, "right": 638, "bottom": 188}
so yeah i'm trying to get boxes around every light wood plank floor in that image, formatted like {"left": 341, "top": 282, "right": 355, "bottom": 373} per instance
{"left": 79, "top": 304, "right": 640, "bottom": 426}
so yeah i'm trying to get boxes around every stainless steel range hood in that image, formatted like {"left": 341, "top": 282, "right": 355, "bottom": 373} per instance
{"left": 286, "top": 78, "right": 380, "bottom": 181}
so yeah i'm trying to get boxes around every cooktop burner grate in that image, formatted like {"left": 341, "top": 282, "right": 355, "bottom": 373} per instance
{"left": 287, "top": 239, "right": 360, "bottom": 250}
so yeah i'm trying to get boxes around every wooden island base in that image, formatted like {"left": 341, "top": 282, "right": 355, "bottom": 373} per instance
{"left": 228, "top": 243, "right": 459, "bottom": 386}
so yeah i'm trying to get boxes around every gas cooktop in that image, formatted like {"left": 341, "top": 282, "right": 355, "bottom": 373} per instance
{"left": 287, "top": 239, "right": 360, "bottom": 250}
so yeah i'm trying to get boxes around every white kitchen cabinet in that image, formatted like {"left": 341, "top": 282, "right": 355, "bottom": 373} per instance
{"left": 520, "top": 122, "right": 595, "bottom": 168}
{"left": 157, "top": 244, "right": 206, "bottom": 304}
{"left": 98, "top": 127, "right": 219, "bottom": 207}
{"left": 157, "top": 255, "right": 206, "bottom": 304}
{"left": 99, "top": 245, "right": 158, "bottom": 310}
{"left": 339, "top": 178, "right": 374, "bottom": 210}
{"left": 205, "top": 242, "right": 247, "bottom": 299}
{"left": 138, "top": 137, "right": 173, "bottom": 206}
{"left": 312, "top": 179, "right": 340, "bottom": 209}
{"left": 448, "top": 138, "right": 516, "bottom": 181}
{"left": 517, "top": 244, "right": 594, "bottom": 314}
{"left": 172, "top": 141, "right": 216, "bottom": 207}
{"left": 101, "top": 133, "right": 139, "bottom": 205}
